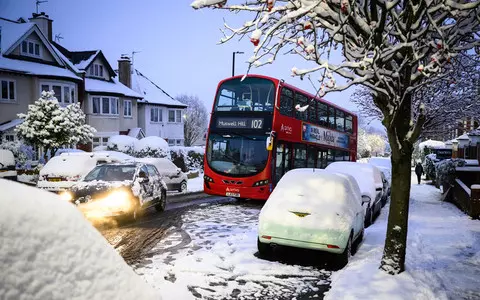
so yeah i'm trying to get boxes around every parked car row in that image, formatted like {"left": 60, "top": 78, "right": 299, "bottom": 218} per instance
{"left": 257, "top": 160, "right": 392, "bottom": 267}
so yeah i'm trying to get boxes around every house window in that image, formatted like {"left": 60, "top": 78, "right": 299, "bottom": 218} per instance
{"left": 169, "top": 109, "right": 182, "bottom": 123}
{"left": 4, "top": 134, "right": 15, "bottom": 142}
{"left": 1, "top": 80, "right": 16, "bottom": 101}
{"left": 90, "top": 64, "right": 104, "bottom": 78}
{"left": 168, "top": 139, "right": 175, "bottom": 146}
{"left": 21, "top": 40, "right": 41, "bottom": 58}
{"left": 40, "top": 82, "right": 76, "bottom": 104}
{"left": 124, "top": 100, "right": 132, "bottom": 117}
{"left": 92, "top": 96, "right": 118, "bottom": 115}
{"left": 92, "top": 137, "right": 110, "bottom": 148}
{"left": 176, "top": 139, "right": 182, "bottom": 146}
{"left": 150, "top": 107, "right": 162, "bottom": 123}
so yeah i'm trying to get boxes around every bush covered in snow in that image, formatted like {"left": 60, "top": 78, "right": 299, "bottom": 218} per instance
{"left": 435, "top": 159, "right": 466, "bottom": 189}
{"left": 0, "top": 141, "right": 35, "bottom": 165}
{"left": 170, "top": 146, "right": 205, "bottom": 172}
{"left": 134, "top": 136, "right": 170, "bottom": 159}
{"left": 107, "top": 135, "right": 136, "bottom": 155}
{"left": 424, "top": 154, "right": 438, "bottom": 181}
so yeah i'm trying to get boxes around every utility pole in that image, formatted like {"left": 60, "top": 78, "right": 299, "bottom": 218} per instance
{"left": 232, "top": 51, "right": 244, "bottom": 77}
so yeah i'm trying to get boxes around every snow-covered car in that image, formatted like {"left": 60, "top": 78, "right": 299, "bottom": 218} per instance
{"left": 137, "top": 157, "right": 188, "bottom": 192}
{"left": 258, "top": 169, "right": 366, "bottom": 267}
{"left": 63, "top": 162, "right": 167, "bottom": 221}
{"left": 368, "top": 157, "right": 392, "bottom": 170}
{"left": 37, "top": 151, "right": 134, "bottom": 192}
{"left": 326, "top": 162, "right": 384, "bottom": 226}
{"left": 378, "top": 167, "right": 391, "bottom": 206}
{"left": 0, "top": 149, "right": 17, "bottom": 181}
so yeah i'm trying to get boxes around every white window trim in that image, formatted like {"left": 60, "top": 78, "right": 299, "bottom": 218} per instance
{"left": 40, "top": 81, "right": 76, "bottom": 105}
{"left": 91, "top": 96, "right": 119, "bottom": 116}
{"left": 150, "top": 107, "right": 163, "bottom": 123}
{"left": 21, "top": 39, "right": 42, "bottom": 58}
{"left": 124, "top": 100, "right": 133, "bottom": 118}
{"left": 168, "top": 109, "right": 182, "bottom": 123}
{"left": 0, "top": 79, "right": 16, "bottom": 102}
{"left": 89, "top": 63, "right": 105, "bottom": 78}
{"left": 3, "top": 134, "right": 15, "bottom": 142}
{"left": 92, "top": 136, "right": 110, "bottom": 148}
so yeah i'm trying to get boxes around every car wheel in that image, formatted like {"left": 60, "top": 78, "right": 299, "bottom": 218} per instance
{"left": 257, "top": 238, "right": 272, "bottom": 258}
{"left": 338, "top": 234, "right": 353, "bottom": 268}
{"left": 178, "top": 181, "right": 187, "bottom": 193}
{"left": 155, "top": 190, "right": 167, "bottom": 212}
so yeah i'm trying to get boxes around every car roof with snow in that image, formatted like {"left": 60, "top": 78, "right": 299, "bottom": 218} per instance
{"left": 326, "top": 162, "right": 380, "bottom": 200}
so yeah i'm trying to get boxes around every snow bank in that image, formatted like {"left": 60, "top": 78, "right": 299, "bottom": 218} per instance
{"left": 135, "top": 136, "right": 170, "bottom": 159}
{"left": 0, "top": 179, "right": 159, "bottom": 300}
{"left": 326, "top": 174, "right": 480, "bottom": 300}
{"left": 419, "top": 139, "right": 445, "bottom": 151}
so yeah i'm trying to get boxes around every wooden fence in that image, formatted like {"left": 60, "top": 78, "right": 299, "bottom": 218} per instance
{"left": 448, "top": 169, "right": 480, "bottom": 219}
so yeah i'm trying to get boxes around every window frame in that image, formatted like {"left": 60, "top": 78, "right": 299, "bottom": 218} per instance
{"left": 150, "top": 107, "right": 162, "bottom": 123}
{"left": 92, "top": 136, "right": 110, "bottom": 148}
{"left": 168, "top": 109, "right": 182, "bottom": 123}
{"left": 279, "top": 87, "right": 295, "bottom": 117}
{"left": 21, "top": 39, "right": 41, "bottom": 58}
{"left": 294, "top": 93, "right": 309, "bottom": 121}
{"left": 40, "top": 82, "right": 76, "bottom": 105}
{"left": 124, "top": 100, "right": 133, "bottom": 117}
{"left": 90, "top": 64, "right": 105, "bottom": 78}
{"left": 91, "top": 96, "right": 119, "bottom": 116}
{"left": 0, "top": 79, "right": 16, "bottom": 102}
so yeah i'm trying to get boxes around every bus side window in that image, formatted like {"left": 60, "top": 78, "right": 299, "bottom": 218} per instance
{"left": 345, "top": 114, "right": 353, "bottom": 134}
{"left": 308, "top": 99, "right": 317, "bottom": 124}
{"left": 336, "top": 110, "right": 345, "bottom": 132}
{"left": 293, "top": 144, "right": 307, "bottom": 168}
{"left": 317, "top": 103, "right": 328, "bottom": 127}
{"left": 280, "top": 88, "right": 294, "bottom": 117}
{"left": 295, "top": 93, "right": 308, "bottom": 121}
{"left": 328, "top": 106, "right": 336, "bottom": 129}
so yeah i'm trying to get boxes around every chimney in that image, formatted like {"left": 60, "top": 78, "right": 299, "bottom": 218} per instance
{"left": 118, "top": 55, "right": 131, "bottom": 88}
{"left": 29, "top": 12, "right": 53, "bottom": 41}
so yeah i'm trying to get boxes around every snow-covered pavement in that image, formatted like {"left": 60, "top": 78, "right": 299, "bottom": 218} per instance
{"left": 326, "top": 174, "right": 480, "bottom": 300}
{"left": 136, "top": 203, "right": 330, "bottom": 299}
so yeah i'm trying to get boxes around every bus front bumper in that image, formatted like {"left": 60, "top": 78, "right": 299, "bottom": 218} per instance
{"left": 203, "top": 182, "right": 271, "bottom": 201}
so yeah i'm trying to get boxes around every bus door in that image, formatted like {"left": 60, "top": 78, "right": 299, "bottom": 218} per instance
{"left": 317, "top": 149, "right": 328, "bottom": 169}
{"left": 274, "top": 142, "right": 292, "bottom": 185}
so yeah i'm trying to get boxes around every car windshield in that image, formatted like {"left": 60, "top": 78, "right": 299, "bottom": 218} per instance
{"left": 214, "top": 77, "right": 275, "bottom": 112}
{"left": 83, "top": 165, "right": 136, "bottom": 182}
{"left": 206, "top": 133, "right": 269, "bottom": 176}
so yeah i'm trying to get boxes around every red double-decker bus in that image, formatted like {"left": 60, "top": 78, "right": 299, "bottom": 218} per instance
{"left": 203, "top": 75, "right": 357, "bottom": 200}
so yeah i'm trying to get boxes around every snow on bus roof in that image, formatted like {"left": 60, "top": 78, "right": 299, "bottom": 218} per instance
{"left": 225, "top": 74, "right": 357, "bottom": 116}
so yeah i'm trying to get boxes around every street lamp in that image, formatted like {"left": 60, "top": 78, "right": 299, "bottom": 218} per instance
{"left": 232, "top": 51, "right": 244, "bottom": 77}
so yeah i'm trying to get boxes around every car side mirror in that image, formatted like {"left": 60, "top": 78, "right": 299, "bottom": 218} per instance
{"left": 361, "top": 195, "right": 371, "bottom": 205}
{"left": 139, "top": 171, "right": 149, "bottom": 182}
{"left": 176, "top": 168, "right": 181, "bottom": 175}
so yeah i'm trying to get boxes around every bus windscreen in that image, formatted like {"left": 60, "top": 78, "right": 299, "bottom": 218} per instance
{"left": 207, "top": 133, "right": 269, "bottom": 176}
{"left": 214, "top": 77, "right": 275, "bottom": 112}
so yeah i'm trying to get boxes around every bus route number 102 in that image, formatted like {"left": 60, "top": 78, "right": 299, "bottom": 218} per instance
{"left": 251, "top": 119, "right": 263, "bottom": 129}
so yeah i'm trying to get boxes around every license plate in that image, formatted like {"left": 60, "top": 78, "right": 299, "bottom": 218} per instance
{"left": 226, "top": 192, "right": 240, "bottom": 197}
{"left": 48, "top": 178, "right": 62, "bottom": 182}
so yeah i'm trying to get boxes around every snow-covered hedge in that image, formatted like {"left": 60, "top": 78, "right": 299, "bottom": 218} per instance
{"left": 106, "top": 135, "right": 171, "bottom": 159}
{"left": 170, "top": 146, "right": 205, "bottom": 172}
{"left": 435, "top": 159, "right": 466, "bottom": 189}
{"left": 424, "top": 154, "right": 437, "bottom": 181}
{"left": 0, "top": 141, "right": 35, "bottom": 165}
{"left": 135, "top": 136, "right": 170, "bottom": 159}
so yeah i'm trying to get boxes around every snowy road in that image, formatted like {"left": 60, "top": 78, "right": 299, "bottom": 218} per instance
{"left": 100, "top": 197, "right": 333, "bottom": 299}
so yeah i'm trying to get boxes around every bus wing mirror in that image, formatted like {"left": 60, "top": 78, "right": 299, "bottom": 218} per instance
{"left": 266, "top": 136, "right": 273, "bottom": 151}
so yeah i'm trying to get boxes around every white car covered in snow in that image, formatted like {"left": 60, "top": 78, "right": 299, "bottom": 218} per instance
{"left": 0, "top": 149, "right": 17, "bottom": 181}
{"left": 326, "top": 161, "right": 384, "bottom": 226}
{"left": 37, "top": 151, "right": 135, "bottom": 192}
{"left": 137, "top": 157, "right": 188, "bottom": 192}
{"left": 258, "top": 169, "right": 366, "bottom": 267}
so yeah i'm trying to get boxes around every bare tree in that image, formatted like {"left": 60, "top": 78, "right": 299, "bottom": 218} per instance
{"left": 192, "top": 0, "right": 480, "bottom": 274}
{"left": 352, "top": 53, "right": 480, "bottom": 140}
{"left": 176, "top": 94, "right": 209, "bottom": 146}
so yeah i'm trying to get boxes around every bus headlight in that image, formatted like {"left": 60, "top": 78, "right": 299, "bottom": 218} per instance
{"left": 253, "top": 179, "right": 269, "bottom": 187}
{"left": 60, "top": 191, "right": 73, "bottom": 202}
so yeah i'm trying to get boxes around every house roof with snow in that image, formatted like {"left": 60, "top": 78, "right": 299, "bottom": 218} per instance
{"left": 0, "top": 18, "right": 81, "bottom": 81}
{"left": 131, "top": 69, "right": 187, "bottom": 108}
{"left": 457, "top": 134, "right": 470, "bottom": 140}
{"left": 0, "top": 119, "right": 23, "bottom": 132}
{"left": 85, "top": 78, "right": 143, "bottom": 99}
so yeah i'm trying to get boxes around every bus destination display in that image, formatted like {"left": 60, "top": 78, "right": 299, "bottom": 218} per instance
{"left": 216, "top": 117, "right": 264, "bottom": 129}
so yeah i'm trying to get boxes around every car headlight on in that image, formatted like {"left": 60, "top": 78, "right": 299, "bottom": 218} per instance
{"left": 60, "top": 191, "right": 73, "bottom": 202}
{"left": 100, "top": 190, "right": 132, "bottom": 210}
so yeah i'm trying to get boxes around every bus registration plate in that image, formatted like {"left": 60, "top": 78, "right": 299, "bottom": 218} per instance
{"left": 226, "top": 192, "right": 240, "bottom": 197}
